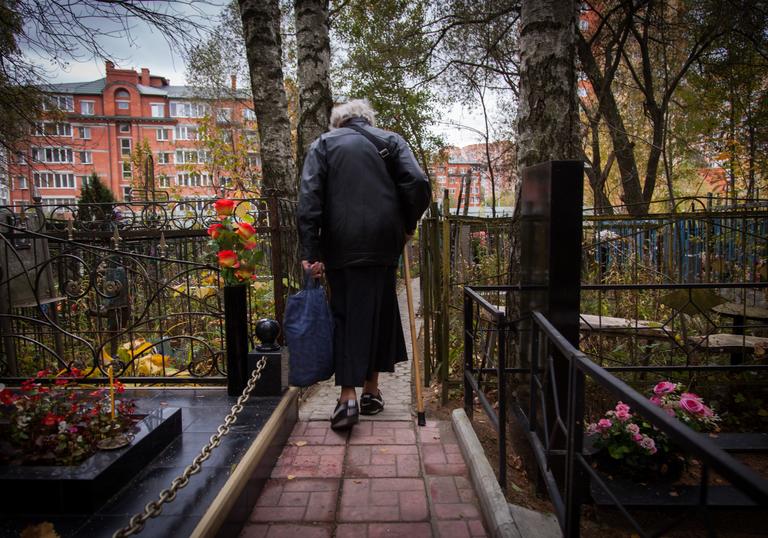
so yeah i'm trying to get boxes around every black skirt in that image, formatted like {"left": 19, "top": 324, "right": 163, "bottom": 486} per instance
{"left": 325, "top": 266, "right": 408, "bottom": 387}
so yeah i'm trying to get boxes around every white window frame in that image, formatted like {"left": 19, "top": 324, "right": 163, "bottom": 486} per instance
{"left": 120, "top": 138, "right": 132, "bottom": 156}
{"left": 157, "top": 152, "right": 171, "bottom": 165}
{"left": 242, "top": 108, "right": 256, "bottom": 121}
{"left": 156, "top": 128, "right": 170, "bottom": 141}
{"left": 118, "top": 123, "right": 131, "bottom": 133}
{"left": 15, "top": 175, "right": 28, "bottom": 189}
{"left": 33, "top": 172, "right": 75, "bottom": 189}
{"left": 31, "top": 147, "right": 74, "bottom": 164}
{"left": 44, "top": 95, "right": 74, "bottom": 112}
{"left": 78, "top": 126, "right": 91, "bottom": 139}
{"left": 216, "top": 108, "right": 232, "bottom": 122}
{"left": 158, "top": 174, "right": 170, "bottom": 188}
{"left": 34, "top": 122, "right": 72, "bottom": 137}
{"left": 122, "top": 161, "right": 132, "bottom": 179}
{"left": 79, "top": 150, "right": 92, "bottom": 164}
{"left": 174, "top": 124, "right": 198, "bottom": 141}
{"left": 150, "top": 103, "right": 165, "bottom": 118}
{"left": 80, "top": 100, "right": 95, "bottom": 115}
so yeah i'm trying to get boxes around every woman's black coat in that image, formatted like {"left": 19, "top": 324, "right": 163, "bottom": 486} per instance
{"left": 297, "top": 117, "right": 432, "bottom": 269}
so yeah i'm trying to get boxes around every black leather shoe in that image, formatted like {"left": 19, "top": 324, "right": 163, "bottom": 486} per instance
{"left": 361, "top": 391, "right": 384, "bottom": 415}
{"left": 330, "top": 399, "right": 359, "bottom": 430}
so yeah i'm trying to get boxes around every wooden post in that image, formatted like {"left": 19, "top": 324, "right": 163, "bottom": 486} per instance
{"left": 420, "top": 214, "right": 433, "bottom": 385}
{"left": 441, "top": 190, "right": 451, "bottom": 405}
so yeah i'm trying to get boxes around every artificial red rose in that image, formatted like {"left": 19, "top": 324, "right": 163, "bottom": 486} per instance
{"left": 36, "top": 369, "right": 50, "bottom": 378}
{"left": 70, "top": 367, "right": 82, "bottom": 378}
{"left": 242, "top": 239, "right": 258, "bottom": 251}
{"left": 218, "top": 250, "right": 238, "bottom": 268}
{"left": 234, "top": 222, "right": 256, "bottom": 241}
{"left": 214, "top": 199, "right": 235, "bottom": 216}
{"left": 42, "top": 413, "right": 59, "bottom": 427}
{"left": 0, "top": 389, "right": 16, "bottom": 405}
{"left": 54, "top": 378, "right": 68, "bottom": 386}
{"left": 207, "top": 223, "right": 224, "bottom": 239}
{"left": 234, "top": 265, "right": 254, "bottom": 281}
{"left": 114, "top": 380, "right": 126, "bottom": 394}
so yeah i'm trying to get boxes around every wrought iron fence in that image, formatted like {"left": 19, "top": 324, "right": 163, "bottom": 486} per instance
{"left": 463, "top": 286, "right": 768, "bottom": 536}
{"left": 0, "top": 198, "right": 299, "bottom": 384}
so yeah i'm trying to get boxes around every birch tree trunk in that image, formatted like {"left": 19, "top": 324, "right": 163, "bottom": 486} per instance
{"left": 516, "top": 0, "right": 580, "bottom": 173}
{"left": 295, "top": 0, "right": 332, "bottom": 173}
{"left": 239, "top": 0, "right": 297, "bottom": 198}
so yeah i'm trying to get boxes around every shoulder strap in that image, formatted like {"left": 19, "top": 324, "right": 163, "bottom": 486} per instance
{"left": 345, "top": 124, "right": 395, "bottom": 161}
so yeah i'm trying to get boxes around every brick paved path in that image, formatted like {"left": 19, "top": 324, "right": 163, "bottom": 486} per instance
{"left": 240, "top": 279, "right": 489, "bottom": 538}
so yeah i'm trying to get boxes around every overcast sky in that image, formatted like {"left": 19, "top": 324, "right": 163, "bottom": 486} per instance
{"left": 24, "top": 1, "right": 492, "bottom": 147}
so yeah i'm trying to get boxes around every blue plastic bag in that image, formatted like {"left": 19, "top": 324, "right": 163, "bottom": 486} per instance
{"left": 284, "top": 272, "right": 334, "bottom": 387}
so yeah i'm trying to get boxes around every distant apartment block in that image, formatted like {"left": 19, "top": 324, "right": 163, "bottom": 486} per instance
{"left": 7, "top": 61, "right": 257, "bottom": 210}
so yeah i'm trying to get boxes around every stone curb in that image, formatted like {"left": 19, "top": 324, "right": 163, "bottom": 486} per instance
{"left": 452, "top": 408, "right": 560, "bottom": 538}
{"left": 451, "top": 408, "right": 522, "bottom": 538}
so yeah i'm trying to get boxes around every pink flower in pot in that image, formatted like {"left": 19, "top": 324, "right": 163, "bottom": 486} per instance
{"left": 680, "top": 392, "right": 707, "bottom": 416}
{"left": 653, "top": 381, "right": 677, "bottom": 395}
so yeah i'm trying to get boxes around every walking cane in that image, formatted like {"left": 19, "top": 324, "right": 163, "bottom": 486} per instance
{"left": 403, "top": 244, "right": 426, "bottom": 427}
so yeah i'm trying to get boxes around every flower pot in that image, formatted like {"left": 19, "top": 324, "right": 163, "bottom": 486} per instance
{"left": 224, "top": 284, "right": 249, "bottom": 396}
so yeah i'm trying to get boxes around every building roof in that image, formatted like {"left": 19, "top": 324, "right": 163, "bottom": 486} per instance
{"left": 43, "top": 79, "right": 251, "bottom": 101}
{"left": 43, "top": 79, "right": 107, "bottom": 95}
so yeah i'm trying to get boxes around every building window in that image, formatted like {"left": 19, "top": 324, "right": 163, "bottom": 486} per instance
{"left": 15, "top": 151, "right": 27, "bottom": 165}
{"left": 220, "top": 176, "right": 232, "bottom": 187}
{"left": 242, "top": 108, "right": 256, "bottom": 121}
{"left": 175, "top": 149, "right": 209, "bottom": 165}
{"left": 156, "top": 128, "right": 170, "bottom": 141}
{"left": 44, "top": 95, "right": 74, "bottom": 112}
{"left": 34, "top": 122, "right": 72, "bottom": 137}
{"left": 122, "top": 161, "right": 132, "bottom": 179}
{"left": 120, "top": 138, "right": 131, "bottom": 156}
{"left": 81, "top": 101, "right": 95, "bottom": 115}
{"left": 118, "top": 123, "right": 130, "bottom": 133}
{"left": 159, "top": 174, "right": 170, "bottom": 188}
{"left": 216, "top": 108, "right": 232, "bottom": 122}
{"left": 176, "top": 172, "right": 210, "bottom": 187}
{"left": 79, "top": 151, "right": 92, "bottom": 164}
{"left": 169, "top": 101, "right": 210, "bottom": 118}
{"left": 157, "top": 152, "right": 171, "bottom": 164}
{"left": 15, "top": 175, "right": 28, "bottom": 190}
{"left": 80, "top": 175, "right": 92, "bottom": 187}
{"left": 123, "top": 186, "right": 132, "bottom": 201}
{"left": 150, "top": 103, "right": 165, "bottom": 118}
{"left": 34, "top": 172, "right": 75, "bottom": 189}
{"left": 31, "top": 147, "right": 74, "bottom": 164}
{"left": 115, "top": 89, "right": 130, "bottom": 111}
{"left": 247, "top": 152, "right": 261, "bottom": 167}
{"left": 78, "top": 126, "right": 91, "bottom": 139}
{"left": 174, "top": 124, "right": 198, "bottom": 141}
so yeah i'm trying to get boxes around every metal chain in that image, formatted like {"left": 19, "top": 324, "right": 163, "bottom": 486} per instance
{"left": 113, "top": 356, "right": 268, "bottom": 538}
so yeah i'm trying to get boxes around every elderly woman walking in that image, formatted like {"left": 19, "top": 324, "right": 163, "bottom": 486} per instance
{"left": 297, "top": 99, "right": 431, "bottom": 430}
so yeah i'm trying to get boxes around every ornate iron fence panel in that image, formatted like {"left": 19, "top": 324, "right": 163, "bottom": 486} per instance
{"left": 0, "top": 198, "right": 298, "bottom": 383}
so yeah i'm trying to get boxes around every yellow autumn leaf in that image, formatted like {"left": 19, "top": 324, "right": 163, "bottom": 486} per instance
{"left": 295, "top": 441, "right": 307, "bottom": 447}
{"left": 196, "top": 286, "right": 217, "bottom": 300}
{"left": 287, "top": 474, "right": 296, "bottom": 480}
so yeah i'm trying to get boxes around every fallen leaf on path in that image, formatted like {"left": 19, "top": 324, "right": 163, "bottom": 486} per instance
{"left": 295, "top": 441, "right": 307, "bottom": 447}
{"left": 287, "top": 475, "right": 296, "bottom": 480}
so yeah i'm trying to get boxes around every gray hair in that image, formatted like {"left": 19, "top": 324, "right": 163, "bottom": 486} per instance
{"left": 329, "top": 99, "right": 376, "bottom": 129}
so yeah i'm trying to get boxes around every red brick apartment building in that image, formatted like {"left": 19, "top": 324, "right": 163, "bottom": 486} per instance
{"left": 7, "top": 61, "right": 256, "bottom": 209}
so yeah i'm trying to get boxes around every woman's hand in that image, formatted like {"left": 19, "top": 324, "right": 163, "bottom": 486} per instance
{"left": 301, "top": 260, "right": 325, "bottom": 279}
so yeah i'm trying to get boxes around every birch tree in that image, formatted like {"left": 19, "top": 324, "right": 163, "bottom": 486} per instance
{"left": 239, "top": 0, "right": 297, "bottom": 198}
{"left": 295, "top": 0, "right": 332, "bottom": 173}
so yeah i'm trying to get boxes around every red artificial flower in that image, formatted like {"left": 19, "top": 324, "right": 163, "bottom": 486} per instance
{"left": 207, "top": 223, "right": 224, "bottom": 239}
{"left": 54, "top": 378, "right": 68, "bottom": 386}
{"left": 242, "top": 239, "right": 258, "bottom": 251}
{"left": 0, "top": 389, "right": 16, "bottom": 405}
{"left": 214, "top": 199, "right": 235, "bottom": 217}
{"left": 218, "top": 250, "right": 238, "bottom": 268}
{"left": 70, "top": 367, "right": 82, "bottom": 378}
{"left": 36, "top": 369, "right": 50, "bottom": 379}
{"left": 234, "top": 266, "right": 254, "bottom": 281}
{"left": 114, "top": 380, "right": 126, "bottom": 394}
{"left": 20, "top": 380, "right": 36, "bottom": 392}
{"left": 89, "top": 389, "right": 103, "bottom": 397}
{"left": 234, "top": 222, "right": 256, "bottom": 241}
{"left": 42, "top": 413, "right": 60, "bottom": 427}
